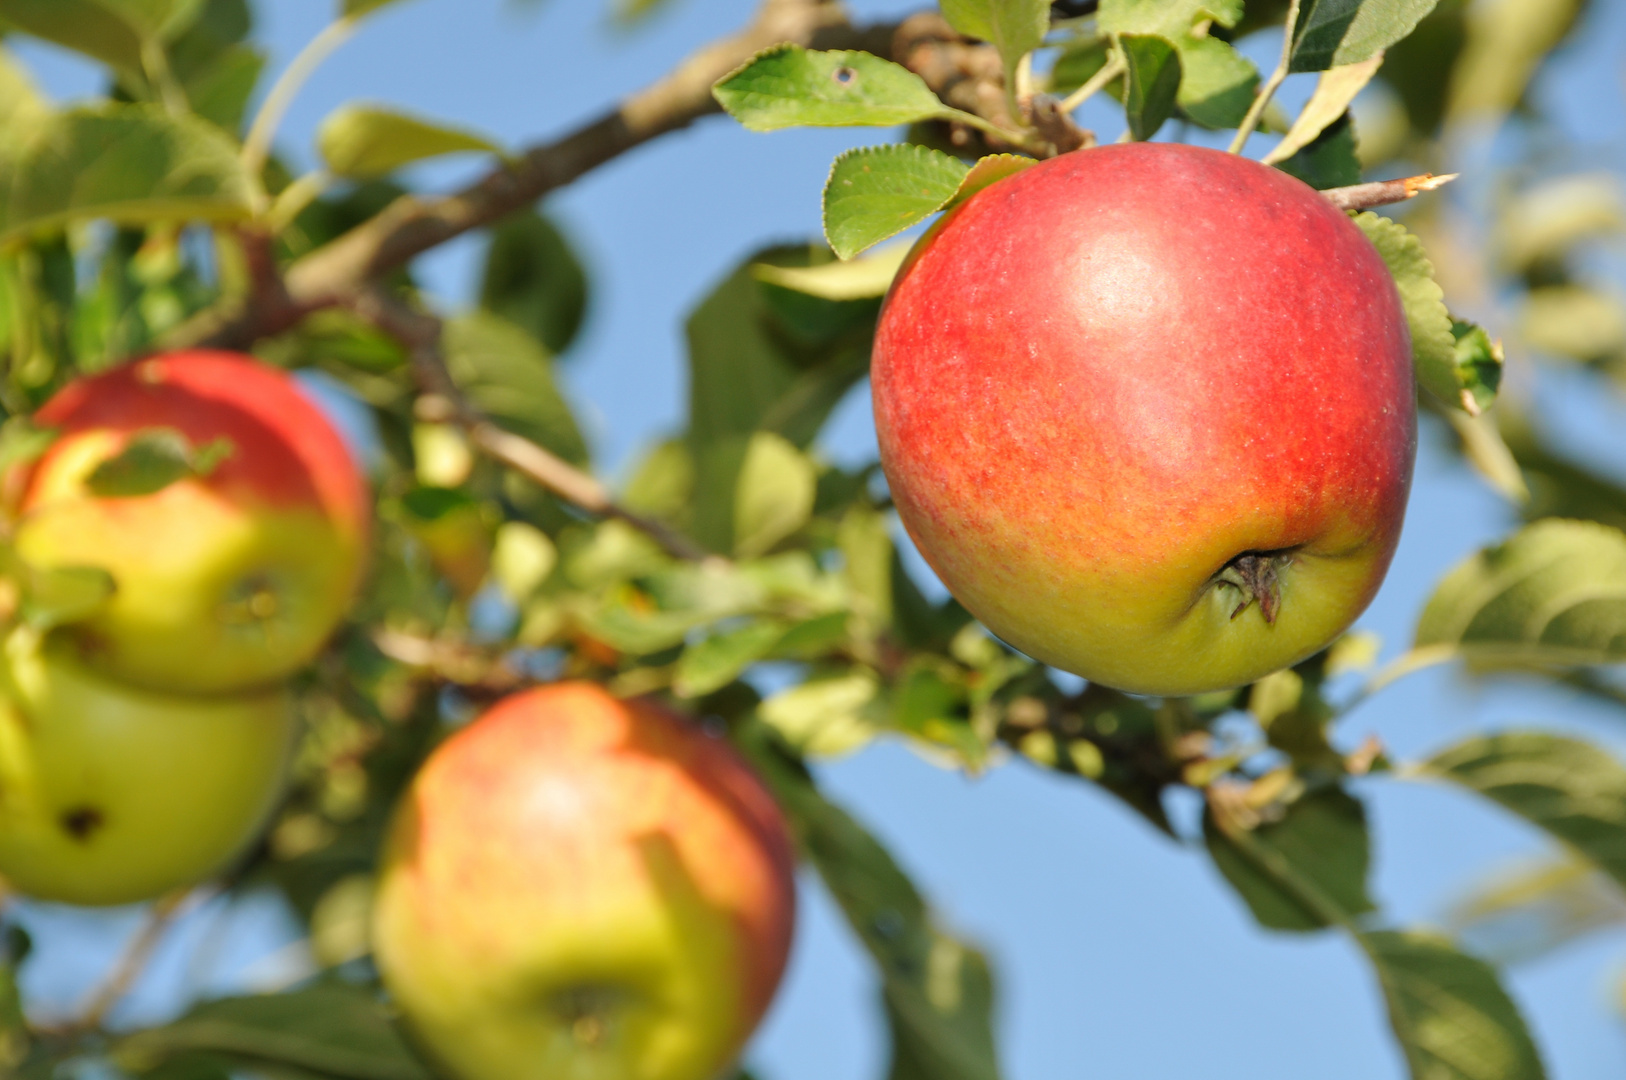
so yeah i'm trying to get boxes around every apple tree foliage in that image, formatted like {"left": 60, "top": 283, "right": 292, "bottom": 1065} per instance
{"left": 0, "top": 0, "right": 1618, "bottom": 1077}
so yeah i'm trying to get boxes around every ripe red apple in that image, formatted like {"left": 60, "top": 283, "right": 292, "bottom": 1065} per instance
{"left": 371, "top": 681, "right": 797, "bottom": 1080}
{"left": 10, "top": 350, "right": 370, "bottom": 694}
{"left": 0, "top": 629, "right": 295, "bottom": 906}
{"left": 872, "top": 144, "right": 1415, "bottom": 695}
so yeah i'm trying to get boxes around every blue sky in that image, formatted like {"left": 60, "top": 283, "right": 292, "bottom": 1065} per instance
{"left": 11, "top": 1, "right": 1626, "bottom": 1076}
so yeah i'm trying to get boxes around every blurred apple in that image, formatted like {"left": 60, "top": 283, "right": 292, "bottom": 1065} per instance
{"left": 10, "top": 350, "right": 370, "bottom": 694}
{"left": 372, "top": 681, "right": 796, "bottom": 1080}
{"left": 0, "top": 629, "right": 296, "bottom": 906}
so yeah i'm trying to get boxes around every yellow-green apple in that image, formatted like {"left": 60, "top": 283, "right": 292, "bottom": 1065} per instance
{"left": 372, "top": 681, "right": 796, "bottom": 1080}
{"left": 9, "top": 350, "right": 370, "bottom": 694}
{"left": 0, "top": 628, "right": 296, "bottom": 906}
{"left": 872, "top": 144, "right": 1416, "bottom": 695}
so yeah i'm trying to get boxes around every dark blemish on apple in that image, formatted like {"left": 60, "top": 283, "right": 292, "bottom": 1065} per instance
{"left": 831, "top": 66, "right": 857, "bottom": 86}
{"left": 60, "top": 806, "right": 105, "bottom": 842}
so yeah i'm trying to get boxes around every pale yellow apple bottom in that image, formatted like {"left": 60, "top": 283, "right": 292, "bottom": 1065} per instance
{"left": 0, "top": 630, "right": 296, "bottom": 905}
{"left": 373, "top": 810, "right": 754, "bottom": 1080}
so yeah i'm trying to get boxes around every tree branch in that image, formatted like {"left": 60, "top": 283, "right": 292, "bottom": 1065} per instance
{"left": 1321, "top": 172, "right": 1459, "bottom": 211}
{"left": 73, "top": 889, "right": 202, "bottom": 1034}
{"left": 164, "top": 0, "right": 882, "bottom": 351}
{"left": 351, "top": 289, "right": 710, "bottom": 561}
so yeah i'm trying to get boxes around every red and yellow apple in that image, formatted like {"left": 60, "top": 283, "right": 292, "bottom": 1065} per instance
{"left": 371, "top": 681, "right": 796, "bottom": 1080}
{"left": 9, "top": 350, "right": 370, "bottom": 694}
{"left": 0, "top": 628, "right": 296, "bottom": 906}
{"left": 872, "top": 144, "right": 1416, "bottom": 695}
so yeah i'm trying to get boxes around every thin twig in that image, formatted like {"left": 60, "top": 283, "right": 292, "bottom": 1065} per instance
{"left": 1228, "top": 0, "right": 1302, "bottom": 155}
{"left": 1059, "top": 50, "right": 1125, "bottom": 114}
{"left": 1321, "top": 172, "right": 1460, "bottom": 211}
{"left": 240, "top": 17, "right": 358, "bottom": 211}
{"left": 351, "top": 289, "right": 710, "bottom": 561}
{"left": 74, "top": 889, "right": 203, "bottom": 1033}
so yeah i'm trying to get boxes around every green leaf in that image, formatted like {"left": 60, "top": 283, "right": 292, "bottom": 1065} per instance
{"left": 1452, "top": 319, "right": 1503, "bottom": 415}
{"left": 1264, "top": 54, "right": 1384, "bottom": 164}
{"left": 92, "top": 0, "right": 206, "bottom": 41}
{"left": 760, "top": 671, "right": 879, "bottom": 758}
{"left": 479, "top": 210, "right": 588, "bottom": 356}
{"left": 317, "top": 103, "right": 503, "bottom": 180}
{"left": 0, "top": 104, "right": 254, "bottom": 245}
{"left": 1498, "top": 173, "right": 1625, "bottom": 273}
{"left": 340, "top": 0, "right": 409, "bottom": 17}
{"left": 753, "top": 240, "right": 910, "bottom": 301}
{"left": 1357, "top": 930, "right": 1547, "bottom": 1080}
{"left": 940, "top": 154, "right": 1036, "bottom": 212}
{"left": 1444, "top": 0, "right": 1581, "bottom": 121}
{"left": 113, "top": 982, "right": 433, "bottom": 1080}
{"left": 940, "top": 0, "right": 1048, "bottom": 81}
{"left": 1274, "top": 111, "right": 1361, "bottom": 189}
{"left": 1289, "top": 0, "right": 1444, "bottom": 73}
{"left": 443, "top": 311, "right": 588, "bottom": 466}
{"left": 734, "top": 432, "right": 815, "bottom": 558}
{"left": 745, "top": 746, "right": 1002, "bottom": 1080}
{"left": 1415, "top": 519, "right": 1626, "bottom": 669}
{"left": 0, "top": 0, "right": 144, "bottom": 76}
{"left": 675, "top": 617, "right": 790, "bottom": 698}
{"left": 823, "top": 144, "right": 969, "bottom": 260}
{"left": 1098, "top": 1, "right": 1256, "bottom": 129}
{"left": 181, "top": 43, "right": 264, "bottom": 133}
{"left": 1446, "top": 856, "right": 1626, "bottom": 965}
{"left": 714, "top": 46, "right": 950, "bottom": 132}
{"left": 1119, "top": 34, "right": 1182, "bottom": 141}
{"left": 1205, "top": 787, "right": 1377, "bottom": 931}
{"left": 1349, "top": 211, "right": 1459, "bottom": 410}
{"left": 0, "top": 44, "right": 48, "bottom": 134}
{"left": 83, "top": 427, "right": 232, "bottom": 497}
{"left": 1419, "top": 731, "right": 1626, "bottom": 890}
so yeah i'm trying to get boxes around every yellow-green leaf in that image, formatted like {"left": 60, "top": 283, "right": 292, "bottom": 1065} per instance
{"left": 317, "top": 104, "right": 504, "bottom": 180}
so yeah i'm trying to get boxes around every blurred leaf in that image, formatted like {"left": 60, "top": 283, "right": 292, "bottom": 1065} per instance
{"left": 309, "top": 873, "right": 375, "bottom": 968}
{"left": 1274, "top": 111, "right": 1361, "bottom": 189}
{"left": 341, "top": 0, "right": 410, "bottom": 16}
{"left": 823, "top": 144, "right": 968, "bottom": 260}
{"left": 1120, "top": 34, "right": 1181, "bottom": 141}
{"left": 1205, "top": 787, "right": 1377, "bottom": 932}
{"left": 715, "top": 46, "right": 951, "bottom": 132}
{"left": 181, "top": 43, "right": 264, "bottom": 133}
{"left": 940, "top": 0, "right": 1048, "bottom": 79}
{"left": 1, "top": 104, "right": 253, "bottom": 245}
{"left": 675, "top": 617, "right": 790, "bottom": 698}
{"left": 1500, "top": 416, "right": 1626, "bottom": 532}
{"left": 115, "top": 982, "right": 432, "bottom": 1080}
{"left": 1446, "top": 0, "right": 1582, "bottom": 121}
{"left": 1099, "top": 0, "right": 1257, "bottom": 128}
{"left": 1498, "top": 174, "right": 1624, "bottom": 273}
{"left": 479, "top": 209, "right": 588, "bottom": 356}
{"left": 621, "top": 438, "right": 694, "bottom": 525}
{"left": 0, "top": 44, "right": 47, "bottom": 133}
{"left": 1419, "top": 731, "right": 1626, "bottom": 889}
{"left": 317, "top": 103, "right": 503, "bottom": 180}
{"left": 1264, "top": 54, "right": 1383, "bottom": 164}
{"left": 93, "top": 0, "right": 207, "bottom": 40}
{"left": 1519, "top": 286, "right": 1626, "bottom": 363}
{"left": 1357, "top": 930, "right": 1547, "bottom": 1080}
{"left": 1441, "top": 407, "right": 1528, "bottom": 504}
{"left": 753, "top": 240, "right": 909, "bottom": 300}
{"left": 1289, "top": 0, "right": 1443, "bottom": 72}
{"left": 0, "top": 0, "right": 144, "bottom": 76}
{"left": 1415, "top": 519, "right": 1626, "bottom": 669}
{"left": 745, "top": 745, "right": 1002, "bottom": 1080}
{"left": 0, "top": 415, "right": 54, "bottom": 471}
{"left": 443, "top": 311, "right": 588, "bottom": 465}
{"left": 760, "top": 670, "right": 879, "bottom": 758}
{"left": 734, "top": 431, "right": 815, "bottom": 558}
{"left": 491, "top": 520, "right": 556, "bottom": 602}
{"left": 85, "top": 427, "right": 232, "bottom": 496}
{"left": 1350, "top": 211, "right": 1460, "bottom": 410}
{"left": 1374, "top": 0, "right": 1464, "bottom": 133}
{"left": 1448, "top": 856, "right": 1626, "bottom": 964}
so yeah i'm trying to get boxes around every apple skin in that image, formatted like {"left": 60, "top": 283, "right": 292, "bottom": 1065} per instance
{"left": 872, "top": 144, "right": 1416, "bottom": 695}
{"left": 10, "top": 351, "right": 370, "bottom": 694}
{"left": 0, "top": 629, "right": 296, "bottom": 906}
{"left": 371, "top": 681, "right": 796, "bottom": 1080}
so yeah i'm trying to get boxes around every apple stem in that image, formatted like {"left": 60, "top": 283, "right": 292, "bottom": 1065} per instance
{"left": 1226, "top": 0, "right": 1302, "bottom": 156}
{"left": 1217, "top": 552, "right": 1291, "bottom": 624}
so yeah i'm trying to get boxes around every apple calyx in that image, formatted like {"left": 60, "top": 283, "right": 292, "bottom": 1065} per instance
{"left": 1216, "top": 551, "right": 1293, "bottom": 624}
